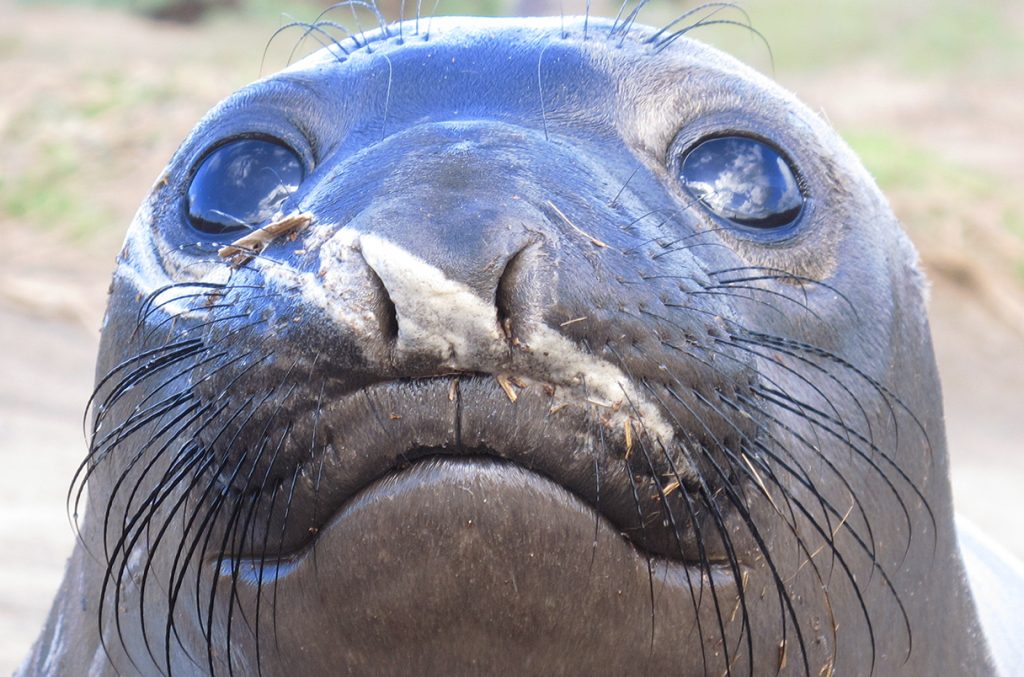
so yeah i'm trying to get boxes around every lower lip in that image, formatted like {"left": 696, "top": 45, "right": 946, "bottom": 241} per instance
{"left": 208, "top": 457, "right": 741, "bottom": 671}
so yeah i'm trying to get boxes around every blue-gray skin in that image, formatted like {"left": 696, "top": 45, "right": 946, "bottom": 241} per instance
{"left": 19, "top": 15, "right": 999, "bottom": 676}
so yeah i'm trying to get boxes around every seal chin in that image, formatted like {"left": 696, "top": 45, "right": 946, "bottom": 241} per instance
{"left": 221, "top": 457, "right": 742, "bottom": 673}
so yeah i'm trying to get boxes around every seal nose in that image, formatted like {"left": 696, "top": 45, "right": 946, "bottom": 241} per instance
{"left": 355, "top": 221, "right": 544, "bottom": 370}
{"left": 311, "top": 126, "right": 555, "bottom": 370}
{"left": 341, "top": 194, "right": 548, "bottom": 370}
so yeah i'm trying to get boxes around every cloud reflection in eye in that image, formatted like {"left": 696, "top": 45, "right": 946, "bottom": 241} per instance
{"left": 680, "top": 136, "right": 803, "bottom": 230}
{"left": 186, "top": 139, "right": 305, "bottom": 236}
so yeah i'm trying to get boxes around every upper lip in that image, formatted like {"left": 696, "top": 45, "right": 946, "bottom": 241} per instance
{"left": 216, "top": 373, "right": 720, "bottom": 563}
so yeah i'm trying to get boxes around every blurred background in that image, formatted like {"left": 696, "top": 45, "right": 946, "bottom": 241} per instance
{"left": 1, "top": 0, "right": 1021, "bottom": 671}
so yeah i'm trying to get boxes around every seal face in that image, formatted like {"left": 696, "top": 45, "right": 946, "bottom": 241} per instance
{"left": 22, "top": 15, "right": 994, "bottom": 677}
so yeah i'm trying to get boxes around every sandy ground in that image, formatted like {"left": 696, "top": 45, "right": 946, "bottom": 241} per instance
{"left": 1, "top": 4, "right": 1022, "bottom": 673}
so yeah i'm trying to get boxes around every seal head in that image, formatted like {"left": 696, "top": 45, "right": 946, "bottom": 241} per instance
{"left": 22, "top": 16, "right": 994, "bottom": 677}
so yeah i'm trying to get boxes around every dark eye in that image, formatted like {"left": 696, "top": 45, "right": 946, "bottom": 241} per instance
{"left": 679, "top": 136, "right": 803, "bottom": 230}
{"left": 186, "top": 138, "right": 305, "bottom": 236}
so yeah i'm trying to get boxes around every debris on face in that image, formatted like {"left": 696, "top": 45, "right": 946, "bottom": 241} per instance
{"left": 218, "top": 211, "right": 314, "bottom": 266}
{"left": 202, "top": 290, "right": 224, "bottom": 308}
{"left": 496, "top": 373, "right": 519, "bottom": 402}
{"left": 624, "top": 417, "right": 634, "bottom": 459}
{"left": 546, "top": 200, "right": 609, "bottom": 249}
{"left": 741, "top": 452, "right": 782, "bottom": 515}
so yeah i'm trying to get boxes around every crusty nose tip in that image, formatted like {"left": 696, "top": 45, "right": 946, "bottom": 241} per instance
{"left": 360, "top": 239, "right": 537, "bottom": 347}
{"left": 356, "top": 233, "right": 510, "bottom": 364}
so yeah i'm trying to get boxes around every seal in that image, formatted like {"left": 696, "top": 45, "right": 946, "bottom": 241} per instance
{"left": 18, "top": 11, "right": 1001, "bottom": 677}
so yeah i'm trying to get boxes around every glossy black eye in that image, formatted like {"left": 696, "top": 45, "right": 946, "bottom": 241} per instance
{"left": 186, "top": 138, "right": 304, "bottom": 236}
{"left": 679, "top": 136, "right": 803, "bottom": 230}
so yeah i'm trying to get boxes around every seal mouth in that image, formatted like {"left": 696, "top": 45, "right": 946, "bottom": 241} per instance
{"left": 226, "top": 456, "right": 741, "bottom": 582}
{"left": 209, "top": 374, "right": 738, "bottom": 566}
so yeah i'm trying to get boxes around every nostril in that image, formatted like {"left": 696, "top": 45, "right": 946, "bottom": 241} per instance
{"left": 495, "top": 245, "right": 533, "bottom": 343}
{"left": 365, "top": 263, "right": 400, "bottom": 342}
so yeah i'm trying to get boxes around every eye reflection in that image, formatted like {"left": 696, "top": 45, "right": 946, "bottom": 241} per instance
{"left": 679, "top": 136, "right": 803, "bottom": 230}
{"left": 186, "top": 139, "right": 304, "bottom": 236}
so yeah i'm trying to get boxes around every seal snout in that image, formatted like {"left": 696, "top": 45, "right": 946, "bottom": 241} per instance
{"left": 183, "top": 124, "right": 767, "bottom": 571}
